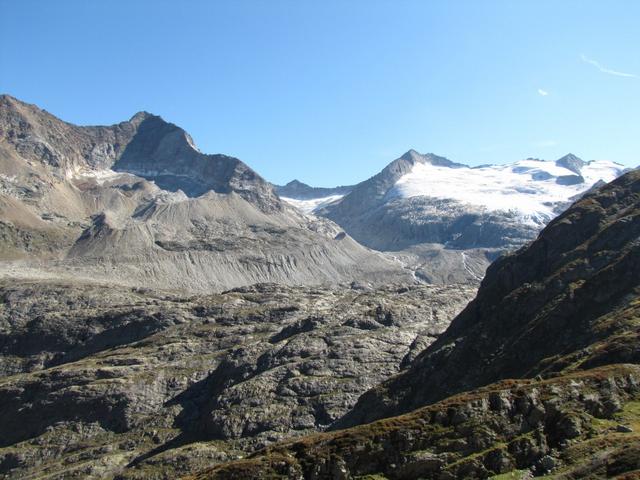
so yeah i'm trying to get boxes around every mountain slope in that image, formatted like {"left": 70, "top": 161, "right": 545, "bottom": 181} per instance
{"left": 318, "top": 150, "right": 625, "bottom": 252}
{"left": 0, "top": 95, "right": 410, "bottom": 290}
{"left": 193, "top": 365, "right": 640, "bottom": 480}
{"left": 317, "top": 150, "right": 463, "bottom": 226}
{"left": 0, "top": 94, "right": 278, "bottom": 208}
{"left": 338, "top": 168, "right": 640, "bottom": 426}
{"left": 189, "top": 169, "right": 640, "bottom": 479}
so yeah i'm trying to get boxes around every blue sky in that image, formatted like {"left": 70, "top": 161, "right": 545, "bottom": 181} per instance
{"left": 1, "top": 1, "right": 638, "bottom": 185}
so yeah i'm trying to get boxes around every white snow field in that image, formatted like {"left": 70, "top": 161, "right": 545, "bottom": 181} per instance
{"left": 388, "top": 159, "right": 623, "bottom": 225}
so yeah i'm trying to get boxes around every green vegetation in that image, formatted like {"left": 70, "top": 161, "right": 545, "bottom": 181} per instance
{"left": 489, "top": 470, "right": 529, "bottom": 480}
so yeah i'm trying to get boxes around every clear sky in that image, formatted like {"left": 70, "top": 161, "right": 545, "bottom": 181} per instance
{"left": 1, "top": 1, "right": 638, "bottom": 186}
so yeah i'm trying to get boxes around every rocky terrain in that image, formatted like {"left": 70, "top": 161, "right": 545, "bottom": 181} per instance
{"left": 193, "top": 365, "right": 640, "bottom": 479}
{"left": 188, "top": 169, "right": 640, "bottom": 479}
{"left": 1, "top": 92, "right": 638, "bottom": 480}
{"left": 0, "top": 95, "right": 410, "bottom": 291}
{"left": 0, "top": 279, "right": 474, "bottom": 479}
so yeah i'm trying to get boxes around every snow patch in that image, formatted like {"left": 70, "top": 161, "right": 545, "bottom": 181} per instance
{"left": 281, "top": 195, "right": 345, "bottom": 214}
{"left": 72, "top": 168, "right": 134, "bottom": 185}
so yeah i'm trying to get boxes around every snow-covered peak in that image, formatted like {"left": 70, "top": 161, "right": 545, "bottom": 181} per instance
{"left": 388, "top": 157, "right": 624, "bottom": 225}
{"left": 399, "top": 150, "right": 466, "bottom": 168}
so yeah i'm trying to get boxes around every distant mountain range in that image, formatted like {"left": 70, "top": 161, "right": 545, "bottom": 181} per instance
{"left": 275, "top": 179, "right": 353, "bottom": 201}
{"left": 0, "top": 95, "right": 410, "bottom": 290}
{"left": 282, "top": 149, "right": 626, "bottom": 250}
{"left": 0, "top": 94, "right": 631, "bottom": 289}
{"left": 278, "top": 148, "right": 628, "bottom": 283}
{"left": 274, "top": 180, "right": 354, "bottom": 214}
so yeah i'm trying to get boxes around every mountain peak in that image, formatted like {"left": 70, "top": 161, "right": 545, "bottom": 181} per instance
{"left": 556, "top": 153, "right": 585, "bottom": 174}
{"left": 558, "top": 152, "right": 582, "bottom": 161}
{"left": 284, "top": 179, "right": 310, "bottom": 188}
{"left": 129, "top": 110, "right": 159, "bottom": 126}
{"left": 0, "top": 94, "right": 29, "bottom": 108}
{"left": 399, "top": 149, "right": 424, "bottom": 163}
{"left": 0, "top": 94, "right": 39, "bottom": 118}
{"left": 0, "top": 93, "right": 18, "bottom": 105}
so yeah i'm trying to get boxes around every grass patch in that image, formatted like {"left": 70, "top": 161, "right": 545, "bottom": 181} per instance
{"left": 489, "top": 470, "right": 529, "bottom": 480}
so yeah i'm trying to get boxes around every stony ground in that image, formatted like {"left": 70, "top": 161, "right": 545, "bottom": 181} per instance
{"left": 0, "top": 279, "right": 475, "bottom": 479}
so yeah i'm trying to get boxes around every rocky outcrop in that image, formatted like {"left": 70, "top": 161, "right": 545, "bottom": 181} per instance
{"left": 326, "top": 195, "right": 541, "bottom": 252}
{"left": 0, "top": 279, "right": 474, "bottom": 479}
{"left": 556, "top": 153, "right": 586, "bottom": 175}
{"left": 113, "top": 113, "right": 280, "bottom": 211}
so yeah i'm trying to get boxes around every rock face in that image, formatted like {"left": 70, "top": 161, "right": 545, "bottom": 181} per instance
{"left": 0, "top": 95, "right": 276, "bottom": 210}
{"left": 188, "top": 170, "right": 640, "bottom": 479}
{"left": 0, "top": 279, "right": 474, "bottom": 479}
{"left": 113, "top": 112, "right": 280, "bottom": 210}
{"left": 0, "top": 95, "right": 411, "bottom": 290}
